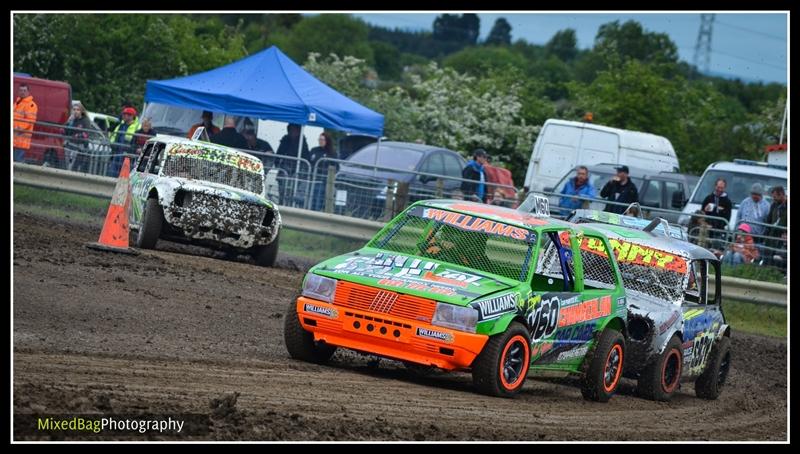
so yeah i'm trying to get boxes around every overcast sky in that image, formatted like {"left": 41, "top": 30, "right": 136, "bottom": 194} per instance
{"left": 350, "top": 12, "right": 787, "bottom": 84}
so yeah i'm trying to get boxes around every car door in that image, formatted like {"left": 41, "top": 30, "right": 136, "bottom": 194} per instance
{"left": 442, "top": 152, "right": 465, "bottom": 192}
{"left": 415, "top": 152, "right": 445, "bottom": 199}
{"left": 681, "top": 260, "right": 725, "bottom": 377}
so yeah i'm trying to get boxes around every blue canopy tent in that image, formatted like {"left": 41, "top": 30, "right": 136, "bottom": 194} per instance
{"left": 144, "top": 46, "right": 384, "bottom": 137}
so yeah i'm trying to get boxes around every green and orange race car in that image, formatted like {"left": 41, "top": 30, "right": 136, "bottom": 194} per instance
{"left": 284, "top": 199, "right": 632, "bottom": 400}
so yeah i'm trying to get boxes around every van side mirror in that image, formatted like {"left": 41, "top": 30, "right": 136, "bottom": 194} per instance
{"left": 672, "top": 190, "right": 686, "bottom": 209}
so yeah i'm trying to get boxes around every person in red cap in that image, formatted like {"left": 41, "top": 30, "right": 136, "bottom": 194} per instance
{"left": 722, "top": 223, "right": 760, "bottom": 265}
{"left": 107, "top": 105, "right": 140, "bottom": 176}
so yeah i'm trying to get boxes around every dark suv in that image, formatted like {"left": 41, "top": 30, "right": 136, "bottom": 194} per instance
{"left": 546, "top": 164, "right": 694, "bottom": 223}
{"left": 335, "top": 141, "right": 467, "bottom": 219}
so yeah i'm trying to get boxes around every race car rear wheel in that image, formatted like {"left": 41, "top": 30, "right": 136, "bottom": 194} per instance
{"left": 472, "top": 322, "right": 531, "bottom": 398}
{"left": 283, "top": 298, "right": 336, "bottom": 364}
{"left": 253, "top": 231, "right": 280, "bottom": 267}
{"left": 637, "top": 335, "right": 682, "bottom": 401}
{"left": 581, "top": 328, "right": 625, "bottom": 402}
{"left": 137, "top": 197, "right": 163, "bottom": 249}
{"left": 695, "top": 336, "right": 731, "bottom": 400}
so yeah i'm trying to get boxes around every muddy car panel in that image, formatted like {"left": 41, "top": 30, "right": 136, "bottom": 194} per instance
{"left": 580, "top": 222, "right": 729, "bottom": 380}
{"left": 128, "top": 138, "right": 281, "bottom": 250}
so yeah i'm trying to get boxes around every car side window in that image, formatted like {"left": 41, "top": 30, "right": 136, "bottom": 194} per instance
{"left": 149, "top": 143, "right": 166, "bottom": 175}
{"left": 533, "top": 230, "right": 576, "bottom": 292}
{"left": 641, "top": 180, "right": 662, "bottom": 208}
{"left": 136, "top": 142, "right": 154, "bottom": 173}
{"left": 443, "top": 153, "right": 463, "bottom": 178}
{"left": 419, "top": 152, "right": 445, "bottom": 177}
{"left": 664, "top": 180, "right": 682, "bottom": 207}
{"left": 684, "top": 260, "right": 708, "bottom": 305}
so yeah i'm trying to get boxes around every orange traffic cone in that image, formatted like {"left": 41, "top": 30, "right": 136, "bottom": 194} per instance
{"left": 86, "top": 157, "right": 139, "bottom": 255}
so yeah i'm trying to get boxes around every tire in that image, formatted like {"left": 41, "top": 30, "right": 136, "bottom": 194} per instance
{"left": 695, "top": 336, "right": 731, "bottom": 400}
{"left": 253, "top": 231, "right": 280, "bottom": 267}
{"left": 472, "top": 321, "right": 531, "bottom": 398}
{"left": 283, "top": 298, "right": 336, "bottom": 364}
{"left": 581, "top": 328, "right": 625, "bottom": 402}
{"left": 637, "top": 335, "right": 683, "bottom": 401}
{"left": 136, "top": 197, "right": 163, "bottom": 249}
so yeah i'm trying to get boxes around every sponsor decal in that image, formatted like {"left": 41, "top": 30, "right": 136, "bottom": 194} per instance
{"left": 658, "top": 311, "right": 681, "bottom": 335}
{"left": 444, "top": 203, "right": 548, "bottom": 227}
{"left": 568, "top": 234, "right": 687, "bottom": 274}
{"left": 418, "top": 207, "right": 534, "bottom": 242}
{"left": 528, "top": 295, "right": 561, "bottom": 341}
{"left": 683, "top": 308, "right": 706, "bottom": 320}
{"left": 558, "top": 295, "right": 612, "bottom": 327}
{"left": 416, "top": 327, "right": 454, "bottom": 343}
{"left": 168, "top": 145, "right": 263, "bottom": 174}
{"left": 531, "top": 341, "right": 554, "bottom": 359}
{"left": 303, "top": 303, "right": 338, "bottom": 319}
{"left": 554, "top": 321, "right": 597, "bottom": 343}
{"left": 471, "top": 293, "right": 518, "bottom": 320}
{"left": 557, "top": 345, "right": 589, "bottom": 362}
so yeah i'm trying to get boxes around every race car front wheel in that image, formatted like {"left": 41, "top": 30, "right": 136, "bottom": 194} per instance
{"left": 695, "top": 336, "right": 731, "bottom": 400}
{"left": 472, "top": 321, "right": 531, "bottom": 398}
{"left": 581, "top": 328, "right": 625, "bottom": 402}
{"left": 637, "top": 335, "right": 683, "bottom": 401}
{"left": 283, "top": 298, "right": 336, "bottom": 364}
{"left": 253, "top": 231, "right": 280, "bottom": 267}
{"left": 137, "top": 197, "right": 163, "bottom": 249}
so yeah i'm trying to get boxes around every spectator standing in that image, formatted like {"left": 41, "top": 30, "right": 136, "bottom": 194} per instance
{"left": 211, "top": 116, "right": 248, "bottom": 149}
{"left": 276, "top": 123, "right": 310, "bottom": 177}
{"left": 600, "top": 165, "right": 638, "bottom": 214}
{"left": 308, "top": 132, "right": 339, "bottom": 211}
{"left": 559, "top": 165, "right": 596, "bottom": 211}
{"left": 766, "top": 185, "right": 787, "bottom": 266}
{"left": 64, "top": 102, "right": 94, "bottom": 172}
{"left": 736, "top": 183, "right": 770, "bottom": 236}
{"left": 241, "top": 120, "right": 274, "bottom": 168}
{"left": 108, "top": 106, "right": 140, "bottom": 177}
{"left": 699, "top": 178, "right": 733, "bottom": 238}
{"left": 461, "top": 149, "right": 488, "bottom": 203}
{"left": 133, "top": 117, "right": 158, "bottom": 153}
{"left": 13, "top": 83, "right": 38, "bottom": 162}
{"left": 722, "top": 223, "right": 760, "bottom": 265}
{"left": 187, "top": 111, "right": 220, "bottom": 139}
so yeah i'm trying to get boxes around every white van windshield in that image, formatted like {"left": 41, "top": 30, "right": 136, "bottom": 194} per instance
{"left": 690, "top": 170, "right": 787, "bottom": 206}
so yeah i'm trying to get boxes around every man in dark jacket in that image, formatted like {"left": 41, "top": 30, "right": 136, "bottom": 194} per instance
{"left": 276, "top": 123, "right": 310, "bottom": 177}
{"left": 699, "top": 178, "right": 733, "bottom": 234}
{"left": 211, "top": 116, "right": 248, "bottom": 150}
{"left": 461, "top": 148, "right": 488, "bottom": 203}
{"left": 766, "top": 185, "right": 787, "bottom": 266}
{"left": 600, "top": 165, "right": 638, "bottom": 214}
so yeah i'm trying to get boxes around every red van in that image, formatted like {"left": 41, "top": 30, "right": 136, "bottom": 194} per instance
{"left": 13, "top": 75, "right": 72, "bottom": 167}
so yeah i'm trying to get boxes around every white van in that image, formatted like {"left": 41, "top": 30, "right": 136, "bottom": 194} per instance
{"left": 523, "top": 119, "right": 680, "bottom": 192}
{"left": 678, "top": 159, "right": 788, "bottom": 231}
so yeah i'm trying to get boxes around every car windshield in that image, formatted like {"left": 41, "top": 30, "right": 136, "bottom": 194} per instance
{"left": 554, "top": 169, "right": 644, "bottom": 195}
{"left": 162, "top": 144, "right": 264, "bottom": 195}
{"left": 690, "top": 169, "right": 787, "bottom": 206}
{"left": 368, "top": 205, "right": 536, "bottom": 282}
{"left": 347, "top": 145, "right": 424, "bottom": 171}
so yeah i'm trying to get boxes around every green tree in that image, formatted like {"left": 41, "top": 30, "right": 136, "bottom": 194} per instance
{"left": 545, "top": 29, "right": 578, "bottom": 61}
{"left": 486, "top": 18, "right": 512, "bottom": 46}
{"left": 594, "top": 20, "right": 678, "bottom": 65}
{"left": 433, "top": 13, "right": 480, "bottom": 46}
{"left": 274, "top": 14, "right": 375, "bottom": 66}
{"left": 443, "top": 46, "right": 527, "bottom": 77}
{"left": 370, "top": 41, "right": 402, "bottom": 81}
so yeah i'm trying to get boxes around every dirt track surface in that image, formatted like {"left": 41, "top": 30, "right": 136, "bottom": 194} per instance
{"left": 13, "top": 211, "right": 788, "bottom": 441}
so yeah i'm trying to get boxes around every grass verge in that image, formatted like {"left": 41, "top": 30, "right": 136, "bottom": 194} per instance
{"left": 722, "top": 299, "right": 786, "bottom": 338}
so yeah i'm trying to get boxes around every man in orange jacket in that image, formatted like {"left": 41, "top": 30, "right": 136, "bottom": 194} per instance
{"left": 13, "top": 83, "right": 38, "bottom": 162}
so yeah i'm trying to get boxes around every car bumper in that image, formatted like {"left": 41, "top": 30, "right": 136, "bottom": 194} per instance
{"left": 296, "top": 297, "right": 488, "bottom": 370}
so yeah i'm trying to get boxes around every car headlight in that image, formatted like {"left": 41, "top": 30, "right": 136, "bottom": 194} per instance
{"left": 432, "top": 302, "right": 479, "bottom": 333}
{"left": 302, "top": 274, "right": 337, "bottom": 303}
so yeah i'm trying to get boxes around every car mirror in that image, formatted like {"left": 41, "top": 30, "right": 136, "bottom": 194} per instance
{"left": 672, "top": 190, "right": 686, "bottom": 209}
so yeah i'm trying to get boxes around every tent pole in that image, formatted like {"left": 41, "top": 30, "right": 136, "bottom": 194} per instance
{"left": 373, "top": 136, "right": 381, "bottom": 178}
{"left": 779, "top": 99, "right": 787, "bottom": 144}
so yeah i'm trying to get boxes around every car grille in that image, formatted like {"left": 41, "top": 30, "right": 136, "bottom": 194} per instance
{"left": 334, "top": 281, "right": 437, "bottom": 323}
{"left": 190, "top": 192, "right": 266, "bottom": 225}
{"left": 164, "top": 155, "right": 263, "bottom": 195}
